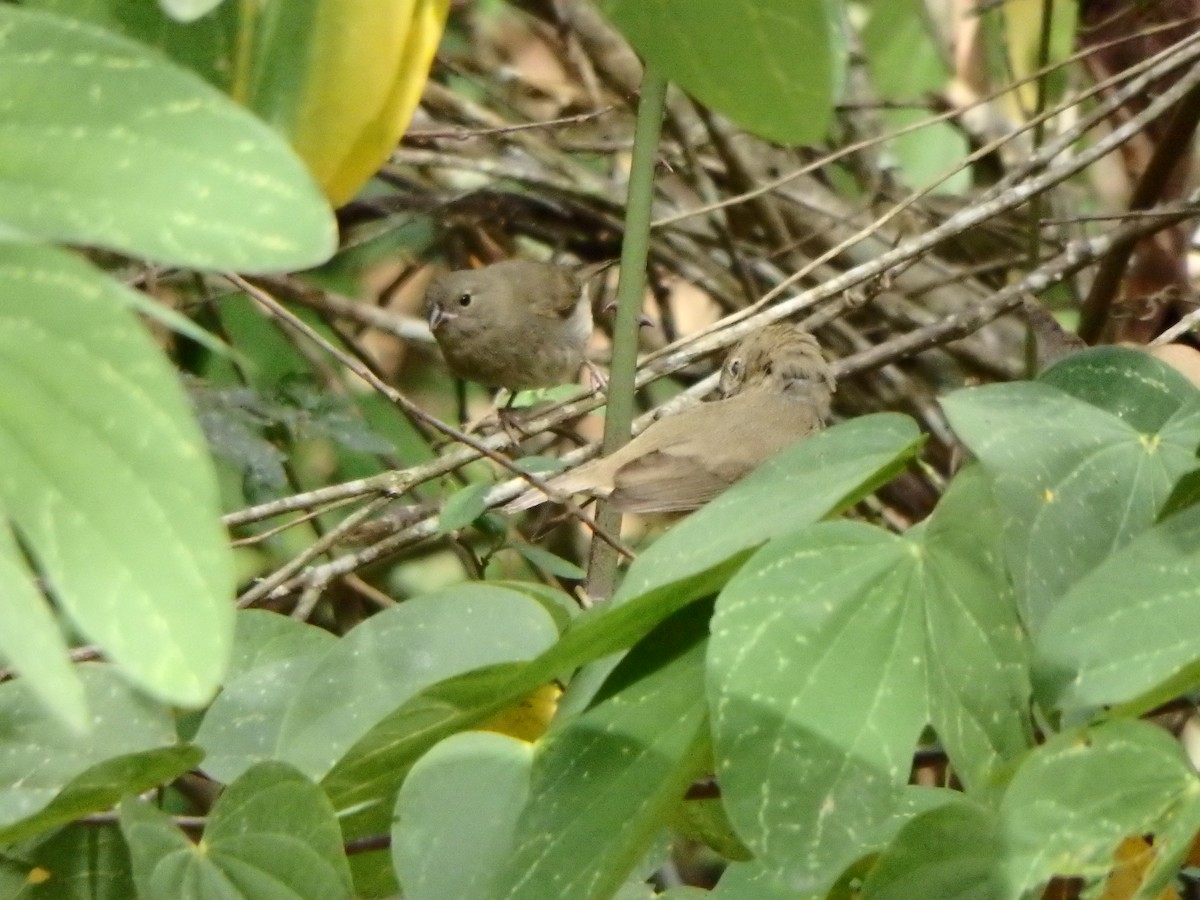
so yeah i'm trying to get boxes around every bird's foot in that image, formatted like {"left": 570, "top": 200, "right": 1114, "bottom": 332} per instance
{"left": 583, "top": 359, "right": 608, "bottom": 394}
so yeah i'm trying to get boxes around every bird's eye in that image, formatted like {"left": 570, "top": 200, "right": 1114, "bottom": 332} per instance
{"left": 457, "top": 293, "right": 473, "bottom": 308}
{"left": 764, "top": 363, "right": 774, "bottom": 376}
{"left": 728, "top": 360, "right": 743, "bottom": 377}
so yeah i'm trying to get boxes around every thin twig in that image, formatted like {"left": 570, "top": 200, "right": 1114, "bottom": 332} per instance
{"left": 224, "top": 41, "right": 1200, "bottom": 543}
{"left": 1077, "top": 80, "right": 1200, "bottom": 342}
{"left": 406, "top": 105, "right": 615, "bottom": 140}
{"left": 227, "top": 276, "right": 634, "bottom": 572}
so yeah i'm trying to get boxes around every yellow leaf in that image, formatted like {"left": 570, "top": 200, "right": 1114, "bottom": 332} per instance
{"left": 255, "top": 0, "right": 449, "bottom": 206}
{"left": 1098, "top": 835, "right": 1179, "bottom": 900}
{"left": 1002, "top": 0, "right": 1077, "bottom": 116}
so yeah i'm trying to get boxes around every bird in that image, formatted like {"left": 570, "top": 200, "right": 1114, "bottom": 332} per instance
{"left": 506, "top": 322, "right": 835, "bottom": 514}
{"left": 424, "top": 259, "right": 604, "bottom": 392}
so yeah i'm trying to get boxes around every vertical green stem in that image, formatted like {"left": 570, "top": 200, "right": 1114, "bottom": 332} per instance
{"left": 230, "top": 0, "right": 259, "bottom": 102}
{"left": 584, "top": 63, "right": 667, "bottom": 600}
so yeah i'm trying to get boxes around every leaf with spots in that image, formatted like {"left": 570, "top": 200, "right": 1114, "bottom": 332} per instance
{"left": 1040, "top": 345, "right": 1198, "bottom": 431}
{"left": 714, "top": 787, "right": 959, "bottom": 898}
{"left": 0, "top": 242, "right": 234, "bottom": 710}
{"left": 0, "top": 822, "right": 136, "bottom": 898}
{"left": 707, "top": 472, "right": 1032, "bottom": 890}
{"left": 596, "top": 0, "right": 843, "bottom": 145}
{"left": 193, "top": 611, "right": 337, "bottom": 784}
{"left": 0, "top": 666, "right": 197, "bottom": 845}
{"left": 708, "top": 521, "right": 928, "bottom": 891}
{"left": 319, "top": 415, "right": 919, "bottom": 814}
{"left": 865, "top": 721, "right": 1200, "bottom": 899}
{"left": 0, "top": 519, "right": 85, "bottom": 732}
{"left": 917, "top": 465, "right": 1032, "bottom": 790}
{"left": 860, "top": 798, "right": 1006, "bottom": 900}
{"left": 22, "top": 0, "right": 240, "bottom": 91}
{"left": 612, "top": 413, "right": 923, "bottom": 611}
{"left": 393, "top": 731, "right": 534, "bottom": 900}
{"left": 274, "top": 583, "right": 560, "bottom": 780}
{"left": 487, "top": 601, "right": 712, "bottom": 900}
{"left": 0, "top": 4, "right": 335, "bottom": 272}
{"left": 941, "top": 378, "right": 1200, "bottom": 630}
{"left": 120, "top": 761, "right": 353, "bottom": 900}
{"left": 999, "top": 721, "right": 1200, "bottom": 894}
{"left": 1035, "top": 502, "right": 1200, "bottom": 714}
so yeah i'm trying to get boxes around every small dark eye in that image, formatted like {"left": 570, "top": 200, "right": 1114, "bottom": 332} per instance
{"left": 764, "top": 363, "right": 774, "bottom": 376}
{"left": 457, "top": 293, "right": 473, "bottom": 308}
{"left": 728, "top": 359, "right": 743, "bottom": 377}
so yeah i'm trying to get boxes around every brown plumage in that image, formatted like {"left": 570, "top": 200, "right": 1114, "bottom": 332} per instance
{"left": 507, "top": 323, "right": 834, "bottom": 514}
{"left": 425, "top": 259, "right": 594, "bottom": 391}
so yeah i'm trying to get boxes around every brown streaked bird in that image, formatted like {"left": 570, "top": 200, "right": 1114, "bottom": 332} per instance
{"left": 425, "top": 259, "right": 602, "bottom": 391}
{"left": 507, "top": 323, "right": 835, "bottom": 514}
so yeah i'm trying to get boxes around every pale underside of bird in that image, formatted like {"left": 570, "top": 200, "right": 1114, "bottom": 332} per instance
{"left": 506, "top": 323, "right": 835, "bottom": 514}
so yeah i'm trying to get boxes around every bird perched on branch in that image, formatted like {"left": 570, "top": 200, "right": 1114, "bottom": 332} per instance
{"left": 507, "top": 322, "right": 835, "bottom": 514}
{"left": 425, "top": 259, "right": 609, "bottom": 391}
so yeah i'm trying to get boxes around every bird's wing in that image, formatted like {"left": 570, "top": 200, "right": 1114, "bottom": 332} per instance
{"left": 503, "top": 456, "right": 615, "bottom": 512}
{"left": 607, "top": 448, "right": 739, "bottom": 513}
{"left": 547, "top": 268, "right": 585, "bottom": 316}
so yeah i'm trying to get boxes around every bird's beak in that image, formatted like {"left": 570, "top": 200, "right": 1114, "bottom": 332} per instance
{"left": 427, "top": 303, "right": 455, "bottom": 330}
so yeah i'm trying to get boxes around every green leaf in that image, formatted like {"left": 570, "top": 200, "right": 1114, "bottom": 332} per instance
{"left": 862, "top": 0, "right": 968, "bottom": 194}
{"left": 667, "top": 798, "right": 752, "bottom": 863}
{"left": 438, "top": 482, "right": 493, "bottom": 534}
{"left": 1034, "top": 503, "right": 1200, "bottom": 712}
{"left": 596, "top": 0, "right": 842, "bottom": 144}
{"left": 0, "top": 666, "right": 196, "bottom": 845}
{"left": 508, "top": 384, "right": 582, "bottom": 408}
{"left": 489, "top": 579, "right": 580, "bottom": 632}
{"left": 0, "top": 242, "right": 234, "bottom": 707}
{"left": 193, "top": 612, "right": 337, "bottom": 784}
{"left": 199, "top": 590, "right": 555, "bottom": 787}
{"left": 864, "top": 721, "right": 1200, "bottom": 899}
{"left": 1159, "top": 466, "right": 1200, "bottom": 520}
{"left": 999, "top": 721, "right": 1200, "bottom": 891}
{"left": 614, "top": 413, "right": 923, "bottom": 609}
{"left": 121, "top": 761, "right": 353, "bottom": 899}
{"left": 860, "top": 799, "right": 1004, "bottom": 900}
{"left": 320, "top": 661, "right": 532, "bottom": 812}
{"left": 1041, "top": 345, "right": 1199, "bottom": 432}
{"left": 488, "top": 602, "right": 713, "bottom": 900}
{"left": 721, "top": 787, "right": 961, "bottom": 900}
{"left": 712, "top": 863, "right": 822, "bottom": 899}
{"left": 323, "top": 419, "right": 921, "bottom": 814}
{"left": 709, "top": 522, "right": 929, "bottom": 890}
{"left": 509, "top": 542, "right": 587, "bottom": 580}
{"left": 918, "top": 466, "right": 1031, "bottom": 789}
{"left": 0, "top": 519, "right": 86, "bottom": 731}
{"left": 393, "top": 731, "right": 534, "bottom": 900}
{"left": 513, "top": 455, "right": 570, "bottom": 475}
{"left": 275, "top": 584, "right": 558, "bottom": 780}
{"left": 225, "top": 608, "right": 338, "bottom": 680}
{"left": 862, "top": 0, "right": 947, "bottom": 98}
{"left": 23, "top": 0, "right": 240, "bottom": 91}
{"left": 942, "top": 379, "right": 1200, "bottom": 629}
{"left": 708, "top": 470, "right": 1030, "bottom": 890}
{"left": 0, "top": 822, "right": 136, "bottom": 899}
{"left": 0, "top": 5, "right": 335, "bottom": 271}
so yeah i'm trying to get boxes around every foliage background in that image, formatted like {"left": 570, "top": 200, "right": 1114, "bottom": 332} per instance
{"left": 2, "top": 0, "right": 1200, "bottom": 898}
